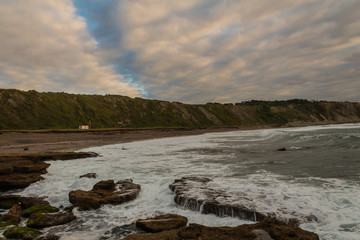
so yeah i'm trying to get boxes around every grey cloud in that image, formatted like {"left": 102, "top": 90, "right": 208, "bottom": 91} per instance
{"left": 0, "top": 0, "right": 140, "bottom": 96}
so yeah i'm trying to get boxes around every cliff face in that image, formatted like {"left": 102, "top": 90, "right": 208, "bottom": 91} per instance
{"left": 1, "top": 89, "right": 360, "bottom": 130}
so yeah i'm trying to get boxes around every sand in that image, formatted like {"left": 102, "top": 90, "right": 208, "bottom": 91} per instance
{"left": 0, "top": 127, "right": 269, "bottom": 154}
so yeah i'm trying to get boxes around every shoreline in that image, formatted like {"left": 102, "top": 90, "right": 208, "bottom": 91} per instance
{"left": 0, "top": 126, "right": 273, "bottom": 154}
{"left": 1, "top": 121, "right": 359, "bottom": 154}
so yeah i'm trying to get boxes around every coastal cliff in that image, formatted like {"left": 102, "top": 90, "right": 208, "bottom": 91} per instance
{"left": 1, "top": 89, "right": 359, "bottom": 130}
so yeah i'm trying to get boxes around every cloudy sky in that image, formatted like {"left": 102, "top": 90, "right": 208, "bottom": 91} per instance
{"left": 1, "top": 0, "right": 359, "bottom": 103}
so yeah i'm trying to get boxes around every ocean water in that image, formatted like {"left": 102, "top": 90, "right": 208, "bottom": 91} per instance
{"left": 10, "top": 123, "right": 360, "bottom": 239}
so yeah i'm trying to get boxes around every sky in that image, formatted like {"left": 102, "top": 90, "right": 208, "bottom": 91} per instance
{"left": 0, "top": 0, "right": 359, "bottom": 103}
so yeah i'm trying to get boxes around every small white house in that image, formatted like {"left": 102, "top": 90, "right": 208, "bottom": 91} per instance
{"left": 79, "top": 125, "right": 89, "bottom": 130}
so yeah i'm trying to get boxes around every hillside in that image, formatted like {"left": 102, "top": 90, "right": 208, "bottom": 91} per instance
{"left": 1, "top": 89, "right": 360, "bottom": 130}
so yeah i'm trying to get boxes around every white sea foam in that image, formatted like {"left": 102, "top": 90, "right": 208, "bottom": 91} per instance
{"left": 12, "top": 124, "right": 360, "bottom": 239}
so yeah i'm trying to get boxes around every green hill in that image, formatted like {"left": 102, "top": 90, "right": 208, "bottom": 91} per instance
{"left": 1, "top": 89, "right": 360, "bottom": 130}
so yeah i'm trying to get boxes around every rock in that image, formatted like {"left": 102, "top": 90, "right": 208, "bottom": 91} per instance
{"left": 80, "top": 173, "right": 97, "bottom": 178}
{"left": 34, "top": 235, "right": 59, "bottom": 240}
{"left": 0, "top": 214, "right": 20, "bottom": 228}
{"left": 20, "top": 197, "right": 50, "bottom": 209}
{"left": 3, "top": 226, "right": 42, "bottom": 240}
{"left": 0, "top": 159, "right": 49, "bottom": 191}
{"left": 0, "top": 195, "right": 20, "bottom": 209}
{"left": 136, "top": 214, "right": 188, "bottom": 233}
{"left": 169, "top": 177, "right": 316, "bottom": 225}
{"left": 7, "top": 204, "right": 22, "bottom": 219}
{"left": 23, "top": 204, "right": 59, "bottom": 217}
{"left": 27, "top": 211, "right": 76, "bottom": 229}
{"left": 125, "top": 217, "right": 319, "bottom": 240}
{"left": 0, "top": 152, "right": 98, "bottom": 191}
{"left": 13, "top": 162, "right": 49, "bottom": 173}
{"left": 0, "top": 173, "right": 45, "bottom": 190}
{"left": 92, "top": 180, "right": 116, "bottom": 191}
{"left": 69, "top": 179, "right": 141, "bottom": 210}
{"left": 277, "top": 148, "right": 286, "bottom": 151}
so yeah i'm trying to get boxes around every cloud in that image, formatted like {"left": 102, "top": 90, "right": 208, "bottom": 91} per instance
{"left": 1, "top": 0, "right": 359, "bottom": 103}
{"left": 0, "top": 0, "right": 140, "bottom": 96}
{"left": 110, "top": 0, "right": 360, "bottom": 102}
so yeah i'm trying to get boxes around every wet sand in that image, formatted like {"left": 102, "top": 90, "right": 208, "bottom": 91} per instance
{"left": 0, "top": 127, "right": 269, "bottom": 153}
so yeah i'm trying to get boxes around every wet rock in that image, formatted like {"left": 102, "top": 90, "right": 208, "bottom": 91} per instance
{"left": 20, "top": 197, "right": 50, "bottom": 209}
{"left": 0, "top": 214, "right": 20, "bottom": 228}
{"left": 125, "top": 217, "right": 319, "bottom": 240}
{"left": 3, "top": 226, "right": 42, "bottom": 240}
{"left": 169, "top": 177, "right": 266, "bottom": 222}
{"left": 0, "top": 195, "right": 20, "bottom": 209}
{"left": 169, "top": 177, "right": 315, "bottom": 225}
{"left": 0, "top": 173, "right": 45, "bottom": 191}
{"left": 0, "top": 159, "right": 49, "bottom": 191}
{"left": 277, "top": 148, "right": 286, "bottom": 151}
{"left": 23, "top": 204, "right": 59, "bottom": 217}
{"left": 27, "top": 211, "right": 76, "bottom": 229}
{"left": 7, "top": 204, "right": 22, "bottom": 219}
{"left": 80, "top": 173, "right": 97, "bottom": 178}
{"left": 0, "top": 152, "right": 98, "bottom": 191}
{"left": 92, "top": 180, "right": 116, "bottom": 191}
{"left": 136, "top": 214, "right": 188, "bottom": 233}
{"left": 69, "top": 179, "right": 141, "bottom": 210}
{"left": 34, "top": 234, "right": 59, "bottom": 240}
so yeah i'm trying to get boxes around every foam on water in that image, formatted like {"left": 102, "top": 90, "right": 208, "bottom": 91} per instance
{"left": 11, "top": 123, "right": 360, "bottom": 239}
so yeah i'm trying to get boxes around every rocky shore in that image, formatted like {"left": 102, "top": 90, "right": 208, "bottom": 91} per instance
{"left": 0, "top": 130, "right": 324, "bottom": 239}
{"left": 0, "top": 152, "right": 98, "bottom": 191}
{"left": 125, "top": 214, "right": 319, "bottom": 240}
{"left": 169, "top": 177, "right": 318, "bottom": 226}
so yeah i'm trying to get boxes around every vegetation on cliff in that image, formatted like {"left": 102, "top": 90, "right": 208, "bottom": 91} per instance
{"left": 1, "top": 89, "right": 359, "bottom": 130}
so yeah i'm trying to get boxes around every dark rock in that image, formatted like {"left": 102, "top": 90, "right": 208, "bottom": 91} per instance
{"left": 80, "top": 173, "right": 97, "bottom": 178}
{"left": 0, "top": 152, "right": 98, "bottom": 191}
{"left": 24, "top": 147, "right": 29, "bottom": 151}
{"left": 0, "top": 195, "right": 20, "bottom": 209}
{"left": 13, "top": 162, "right": 49, "bottom": 173}
{"left": 0, "top": 173, "right": 45, "bottom": 191}
{"left": 27, "top": 211, "right": 76, "bottom": 229}
{"left": 7, "top": 204, "right": 22, "bottom": 219}
{"left": 169, "top": 177, "right": 266, "bottom": 222}
{"left": 35, "top": 235, "right": 59, "bottom": 240}
{"left": 3, "top": 226, "right": 42, "bottom": 240}
{"left": 23, "top": 204, "right": 59, "bottom": 217}
{"left": 136, "top": 214, "right": 188, "bottom": 233}
{"left": 0, "top": 164, "right": 13, "bottom": 175}
{"left": 20, "top": 197, "right": 50, "bottom": 209}
{"left": 125, "top": 216, "right": 319, "bottom": 240}
{"left": 169, "top": 177, "right": 316, "bottom": 225}
{"left": 92, "top": 180, "right": 116, "bottom": 192}
{"left": 277, "top": 148, "right": 286, "bottom": 151}
{"left": 0, "top": 214, "right": 20, "bottom": 228}
{"left": 69, "top": 179, "right": 141, "bottom": 210}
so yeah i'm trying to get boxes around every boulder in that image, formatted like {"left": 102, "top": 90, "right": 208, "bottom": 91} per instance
{"left": 92, "top": 180, "right": 116, "bottom": 191}
{"left": 34, "top": 235, "right": 59, "bottom": 240}
{"left": 69, "top": 179, "right": 141, "bottom": 210}
{"left": 0, "top": 195, "right": 20, "bottom": 209}
{"left": 27, "top": 212, "right": 76, "bottom": 229}
{"left": 169, "top": 177, "right": 317, "bottom": 225}
{"left": 7, "top": 204, "right": 22, "bottom": 219}
{"left": 23, "top": 204, "right": 59, "bottom": 217}
{"left": 0, "top": 152, "right": 98, "bottom": 191}
{"left": 0, "top": 173, "right": 44, "bottom": 190}
{"left": 0, "top": 214, "right": 20, "bottom": 228}
{"left": 136, "top": 214, "right": 188, "bottom": 233}
{"left": 20, "top": 197, "right": 50, "bottom": 209}
{"left": 125, "top": 216, "right": 319, "bottom": 240}
{"left": 3, "top": 226, "right": 42, "bottom": 240}
{"left": 80, "top": 173, "right": 97, "bottom": 178}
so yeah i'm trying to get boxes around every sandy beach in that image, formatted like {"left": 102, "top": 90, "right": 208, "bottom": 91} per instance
{"left": 0, "top": 127, "right": 268, "bottom": 154}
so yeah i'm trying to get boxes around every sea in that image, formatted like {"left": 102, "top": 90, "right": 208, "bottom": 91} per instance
{"left": 6, "top": 123, "right": 360, "bottom": 239}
